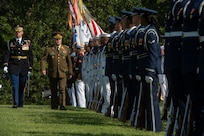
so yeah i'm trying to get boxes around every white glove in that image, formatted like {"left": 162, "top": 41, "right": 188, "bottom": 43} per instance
{"left": 111, "top": 74, "right": 117, "bottom": 81}
{"left": 119, "top": 74, "right": 123, "bottom": 78}
{"left": 3, "top": 66, "right": 8, "bottom": 73}
{"left": 136, "top": 75, "right": 141, "bottom": 81}
{"left": 27, "top": 71, "right": 32, "bottom": 77}
{"left": 145, "top": 76, "right": 153, "bottom": 83}
{"left": 129, "top": 74, "right": 132, "bottom": 79}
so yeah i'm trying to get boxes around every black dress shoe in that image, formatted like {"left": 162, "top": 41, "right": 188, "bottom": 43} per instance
{"left": 60, "top": 106, "right": 67, "bottom": 110}
{"left": 13, "top": 105, "right": 17, "bottom": 108}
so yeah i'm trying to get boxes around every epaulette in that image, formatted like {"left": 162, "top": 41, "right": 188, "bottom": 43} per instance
{"left": 63, "top": 45, "right": 69, "bottom": 49}
{"left": 199, "top": 1, "right": 204, "bottom": 16}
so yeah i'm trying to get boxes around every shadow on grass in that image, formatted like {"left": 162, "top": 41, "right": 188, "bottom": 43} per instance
{"left": 27, "top": 108, "right": 119, "bottom": 126}
{"left": 25, "top": 131, "right": 127, "bottom": 136}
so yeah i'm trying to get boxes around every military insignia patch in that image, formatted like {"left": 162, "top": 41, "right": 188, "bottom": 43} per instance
{"left": 10, "top": 42, "right": 16, "bottom": 47}
{"left": 148, "top": 40, "right": 156, "bottom": 44}
{"left": 22, "top": 45, "right": 29, "bottom": 50}
{"left": 50, "top": 51, "right": 55, "bottom": 56}
{"left": 63, "top": 50, "right": 67, "bottom": 54}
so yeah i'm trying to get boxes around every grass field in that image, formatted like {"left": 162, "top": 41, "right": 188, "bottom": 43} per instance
{"left": 0, "top": 105, "right": 166, "bottom": 136}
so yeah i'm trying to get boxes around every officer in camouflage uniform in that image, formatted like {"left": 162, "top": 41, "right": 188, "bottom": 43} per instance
{"left": 41, "top": 32, "right": 73, "bottom": 110}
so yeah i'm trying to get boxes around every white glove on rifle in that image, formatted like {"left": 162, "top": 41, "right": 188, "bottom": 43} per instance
{"left": 136, "top": 75, "right": 141, "bottom": 81}
{"left": 129, "top": 74, "right": 132, "bottom": 79}
{"left": 27, "top": 71, "right": 32, "bottom": 77}
{"left": 145, "top": 76, "right": 153, "bottom": 83}
{"left": 111, "top": 74, "right": 117, "bottom": 81}
{"left": 119, "top": 74, "right": 123, "bottom": 78}
{"left": 3, "top": 66, "right": 8, "bottom": 73}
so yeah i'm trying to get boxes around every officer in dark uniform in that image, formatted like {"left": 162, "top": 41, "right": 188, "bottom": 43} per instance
{"left": 128, "top": 7, "right": 143, "bottom": 126}
{"left": 197, "top": 2, "right": 204, "bottom": 135}
{"left": 111, "top": 16, "right": 124, "bottom": 118}
{"left": 41, "top": 32, "right": 73, "bottom": 110}
{"left": 181, "top": 0, "right": 202, "bottom": 135}
{"left": 106, "top": 17, "right": 117, "bottom": 116}
{"left": 136, "top": 8, "right": 162, "bottom": 132}
{"left": 164, "top": 0, "right": 189, "bottom": 135}
{"left": 3, "top": 25, "right": 33, "bottom": 108}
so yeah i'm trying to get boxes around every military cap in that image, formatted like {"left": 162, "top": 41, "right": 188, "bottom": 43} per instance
{"left": 76, "top": 45, "right": 84, "bottom": 49}
{"left": 139, "top": 7, "right": 158, "bottom": 16}
{"left": 115, "top": 16, "right": 122, "bottom": 23}
{"left": 109, "top": 16, "right": 116, "bottom": 25}
{"left": 132, "top": 7, "right": 141, "bottom": 16}
{"left": 15, "top": 25, "right": 24, "bottom": 32}
{"left": 52, "top": 32, "right": 63, "bottom": 39}
{"left": 100, "top": 33, "right": 111, "bottom": 38}
{"left": 93, "top": 35, "right": 100, "bottom": 40}
{"left": 120, "top": 10, "right": 133, "bottom": 17}
{"left": 89, "top": 38, "right": 93, "bottom": 42}
{"left": 85, "top": 42, "right": 91, "bottom": 47}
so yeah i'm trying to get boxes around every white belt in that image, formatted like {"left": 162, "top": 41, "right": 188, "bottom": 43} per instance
{"left": 145, "top": 68, "right": 155, "bottom": 73}
{"left": 200, "top": 36, "right": 204, "bottom": 42}
{"left": 129, "top": 51, "right": 138, "bottom": 56}
{"left": 183, "top": 31, "right": 199, "bottom": 37}
{"left": 170, "top": 31, "right": 182, "bottom": 37}
{"left": 122, "top": 55, "right": 131, "bottom": 60}
{"left": 137, "top": 53, "right": 148, "bottom": 60}
{"left": 113, "top": 55, "right": 119, "bottom": 60}
{"left": 164, "top": 32, "right": 170, "bottom": 37}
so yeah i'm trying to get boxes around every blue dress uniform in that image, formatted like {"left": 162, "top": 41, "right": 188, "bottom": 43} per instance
{"left": 196, "top": 1, "right": 204, "bottom": 135}
{"left": 162, "top": 1, "right": 174, "bottom": 122}
{"left": 111, "top": 17, "right": 124, "bottom": 118}
{"left": 181, "top": 0, "right": 203, "bottom": 135}
{"left": 118, "top": 11, "right": 136, "bottom": 122}
{"left": 128, "top": 23, "right": 143, "bottom": 125}
{"left": 3, "top": 25, "right": 33, "bottom": 108}
{"left": 105, "top": 21, "right": 118, "bottom": 116}
{"left": 136, "top": 8, "right": 162, "bottom": 132}
{"left": 166, "top": 0, "right": 189, "bottom": 133}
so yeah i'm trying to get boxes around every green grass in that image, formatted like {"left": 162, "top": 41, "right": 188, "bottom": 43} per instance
{"left": 0, "top": 105, "right": 166, "bottom": 136}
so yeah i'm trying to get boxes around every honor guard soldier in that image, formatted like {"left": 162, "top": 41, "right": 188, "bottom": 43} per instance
{"left": 41, "top": 32, "right": 73, "bottom": 110}
{"left": 3, "top": 25, "right": 33, "bottom": 108}
{"left": 197, "top": 1, "right": 204, "bottom": 135}
{"left": 98, "top": 33, "right": 112, "bottom": 115}
{"left": 74, "top": 46, "right": 86, "bottom": 108}
{"left": 82, "top": 41, "right": 92, "bottom": 109}
{"left": 116, "top": 10, "right": 132, "bottom": 122}
{"left": 128, "top": 7, "right": 143, "bottom": 126}
{"left": 90, "top": 35, "right": 101, "bottom": 110}
{"left": 111, "top": 16, "right": 124, "bottom": 118}
{"left": 106, "top": 17, "right": 118, "bottom": 116}
{"left": 135, "top": 8, "right": 162, "bottom": 132}
{"left": 119, "top": 11, "right": 135, "bottom": 122}
{"left": 181, "top": 0, "right": 202, "bottom": 135}
{"left": 164, "top": 0, "right": 189, "bottom": 135}
{"left": 162, "top": 1, "right": 174, "bottom": 122}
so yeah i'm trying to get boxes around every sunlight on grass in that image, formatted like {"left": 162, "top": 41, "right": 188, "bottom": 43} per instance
{"left": 0, "top": 105, "right": 166, "bottom": 136}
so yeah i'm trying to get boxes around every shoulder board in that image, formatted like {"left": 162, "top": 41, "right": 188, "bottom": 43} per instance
{"left": 63, "top": 45, "right": 69, "bottom": 49}
{"left": 183, "top": 1, "right": 191, "bottom": 17}
{"left": 199, "top": 1, "right": 204, "bottom": 16}
{"left": 172, "top": 0, "right": 180, "bottom": 16}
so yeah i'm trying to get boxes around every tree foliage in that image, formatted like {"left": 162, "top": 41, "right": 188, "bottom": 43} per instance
{"left": 0, "top": 0, "right": 170, "bottom": 104}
